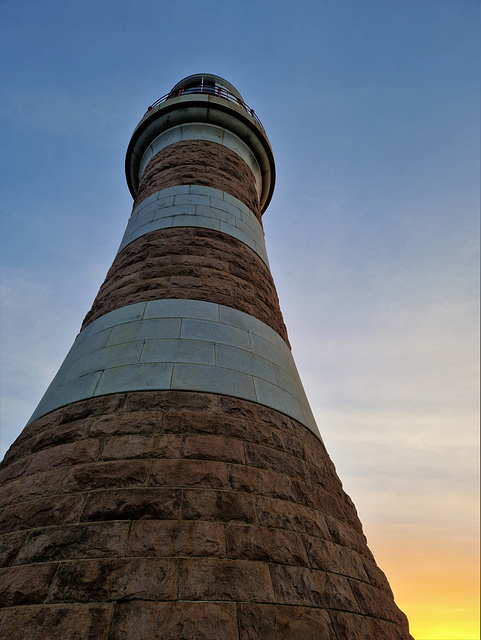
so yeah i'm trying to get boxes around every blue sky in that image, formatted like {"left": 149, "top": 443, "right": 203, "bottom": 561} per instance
{"left": 1, "top": 1, "right": 479, "bottom": 636}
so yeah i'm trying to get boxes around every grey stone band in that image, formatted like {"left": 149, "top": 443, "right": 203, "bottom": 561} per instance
{"left": 28, "top": 300, "right": 321, "bottom": 440}
{"left": 138, "top": 123, "right": 263, "bottom": 198}
{"left": 117, "top": 185, "right": 269, "bottom": 267}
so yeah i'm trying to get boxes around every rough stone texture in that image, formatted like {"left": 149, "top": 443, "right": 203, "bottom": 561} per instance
{"left": 133, "top": 140, "right": 262, "bottom": 221}
{"left": 0, "top": 390, "right": 414, "bottom": 639}
{"left": 80, "top": 227, "right": 289, "bottom": 345}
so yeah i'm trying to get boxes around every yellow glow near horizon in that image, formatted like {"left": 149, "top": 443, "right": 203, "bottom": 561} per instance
{"left": 365, "top": 531, "right": 480, "bottom": 640}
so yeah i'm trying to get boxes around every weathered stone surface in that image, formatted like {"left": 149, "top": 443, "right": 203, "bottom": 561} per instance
{"left": 0, "top": 390, "right": 410, "bottom": 635}
{"left": 80, "top": 488, "right": 181, "bottom": 522}
{"left": 0, "top": 493, "right": 86, "bottom": 533}
{"left": 0, "top": 469, "right": 66, "bottom": 509}
{"left": 329, "top": 611, "right": 413, "bottom": 639}
{"left": 228, "top": 463, "right": 294, "bottom": 501}
{"left": 80, "top": 227, "right": 289, "bottom": 344}
{"left": 89, "top": 409, "right": 160, "bottom": 437}
{"left": 61, "top": 460, "right": 149, "bottom": 492}
{"left": 183, "top": 489, "right": 256, "bottom": 523}
{"left": 244, "top": 442, "right": 309, "bottom": 482}
{"left": 270, "top": 564, "right": 360, "bottom": 611}
{"left": 182, "top": 434, "right": 245, "bottom": 463}
{"left": 126, "top": 520, "right": 225, "bottom": 557}
{"left": 0, "top": 604, "right": 113, "bottom": 640}
{"left": 256, "top": 495, "right": 331, "bottom": 538}
{"left": 179, "top": 558, "right": 275, "bottom": 602}
{"left": 15, "top": 522, "right": 130, "bottom": 563}
{"left": 47, "top": 558, "right": 177, "bottom": 603}
{"left": 303, "top": 535, "right": 370, "bottom": 581}
{"left": 109, "top": 601, "right": 237, "bottom": 640}
{"left": 99, "top": 433, "right": 180, "bottom": 460}
{"left": 226, "top": 523, "right": 309, "bottom": 566}
{"left": 237, "top": 603, "right": 338, "bottom": 640}
{"left": 347, "top": 578, "right": 410, "bottom": 626}
{"left": 0, "top": 563, "right": 58, "bottom": 606}
{"left": 133, "top": 140, "right": 261, "bottom": 220}
{"left": 0, "top": 531, "right": 26, "bottom": 567}
{"left": 150, "top": 459, "right": 228, "bottom": 489}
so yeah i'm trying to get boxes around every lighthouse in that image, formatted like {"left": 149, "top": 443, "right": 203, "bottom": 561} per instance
{"left": 0, "top": 75, "right": 413, "bottom": 639}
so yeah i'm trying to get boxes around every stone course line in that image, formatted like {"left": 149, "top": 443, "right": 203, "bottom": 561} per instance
{"left": 28, "top": 300, "right": 319, "bottom": 437}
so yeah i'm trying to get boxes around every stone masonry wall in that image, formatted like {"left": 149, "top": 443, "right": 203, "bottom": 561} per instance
{"left": 133, "top": 141, "right": 262, "bottom": 222}
{"left": 81, "top": 227, "right": 289, "bottom": 346}
{"left": 0, "top": 391, "right": 412, "bottom": 640}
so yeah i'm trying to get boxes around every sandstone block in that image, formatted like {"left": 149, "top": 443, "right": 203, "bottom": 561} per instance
{"left": 0, "top": 469, "right": 66, "bottom": 509}
{"left": 181, "top": 434, "right": 245, "bottom": 463}
{"left": 226, "top": 523, "right": 309, "bottom": 566}
{"left": 100, "top": 433, "right": 181, "bottom": 460}
{"left": 183, "top": 489, "right": 256, "bottom": 523}
{"left": 256, "top": 495, "right": 331, "bottom": 538}
{"left": 109, "top": 601, "right": 237, "bottom": 640}
{"left": 47, "top": 557, "right": 177, "bottom": 603}
{"left": 0, "top": 563, "right": 58, "bottom": 606}
{"left": 126, "top": 520, "right": 225, "bottom": 557}
{"left": 244, "top": 443, "right": 309, "bottom": 482}
{"left": 89, "top": 409, "right": 161, "bottom": 436}
{"left": 228, "top": 463, "right": 294, "bottom": 501}
{"left": 150, "top": 459, "right": 228, "bottom": 489}
{"left": 237, "top": 603, "right": 338, "bottom": 640}
{"left": 270, "top": 564, "right": 360, "bottom": 611}
{"left": 15, "top": 521, "right": 130, "bottom": 563}
{"left": 179, "top": 558, "right": 275, "bottom": 602}
{"left": 80, "top": 487, "right": 181, "bottom": 522}
{"left": 61, "top": 460, "right": 149, "bottom": 492}
{"left": 0, "top": 531, "right": 26, "bottom": 567}
{"left": 0, "top": 493, "right": 86, "bottom": 534}
{"left": 0, "top": 604, "right": 113, "bottom": 640}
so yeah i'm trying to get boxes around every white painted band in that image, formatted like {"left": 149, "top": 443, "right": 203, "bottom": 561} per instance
{"left": 138, "top": 123, "right": 263, "bottom": 198}
{"left": 28, "top": 300, "right": 320, "bottom": 440}
{"left": 118, "top": 185, "right": 269, "bottom": 267}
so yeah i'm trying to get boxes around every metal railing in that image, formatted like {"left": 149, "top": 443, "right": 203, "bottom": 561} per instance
{"left": 146, "top": 85, "right": 265, "bottom": 132}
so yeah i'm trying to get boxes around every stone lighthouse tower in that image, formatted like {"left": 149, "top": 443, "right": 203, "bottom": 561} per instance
{"left": 0, "top": 75, "right": 413, "bottom": 639}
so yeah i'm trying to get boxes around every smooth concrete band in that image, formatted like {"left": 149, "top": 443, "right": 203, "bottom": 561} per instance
{"left": 28, "top": 300, "right": 320, "bottom": 439}
{"left": 118, "top": 185, "right": 269, "bottom": 266}
{"left": 138, "top": 123, "right": 263, "bottom": 198}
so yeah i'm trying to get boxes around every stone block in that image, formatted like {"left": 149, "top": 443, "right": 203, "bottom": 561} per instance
{"left": 61, "top": 460, "right": 149, "bottom": 492}
{"left": 226, "top": 524, "right": 309, "bottom": 567}
{"left": 183, "top": 489, "right": 256, "bottom": 523}
{"left": 270, "top": 564, "right": 360, "bottom": 611}
{"left": 244, "top": 443, "right": 310, "bottom": 482}
{"left": 126, "top": 520, "right": 225, "bottom": 558}
{"left": 0, "top": 469, "right": 66, "bottom": 509}
{"left": 15, "top": 522, "right": 130, "bottom": 563}
{"left": 0, "top": 531, "right": 26, "bottom": 567}
{"left": 228, "top": 464, "right": 294, "bottom": 501}
{"left": 150, "top": 459, "right": 228, "bottom": 489}
{"left": 80, "top": 488, "right": 181, "bottom": 522}
{"left": 181, "top": 434, "right": 245, "bottom": 464}
{"left": 0, "top": 494, "right": 86, "bottom": 534}
{"left": 237, "top": 603, "right": 337, "bottom": 640}
{"left": 0, "top": 563, "right": 58, "bottom": 607}
{"left": 47, "top": 557, "right": 177, "bottom": 603}
{"left": 178, "top": 558, "right": 275, "bottom": 602}
{"left": 88, "top": 409, "right": 160, "bottom": 437}
{"left": 0, "top": 604, "right": 113, "bottom": 640}
{"left": 256, "top": 495, "right": 331, "bottom": 539}
{"left": 109, "top": 601, "right": 237, "bottom": 640}
{"left": 99, "top": 433, "right": 181, "bottom": 460}
{"left": 303, "top": 535, "right": 370, "bottom": 581}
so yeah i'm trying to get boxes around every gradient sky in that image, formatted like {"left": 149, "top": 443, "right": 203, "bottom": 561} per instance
{"left": 1, "top": 1, "right": 479, "bottom": 638}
